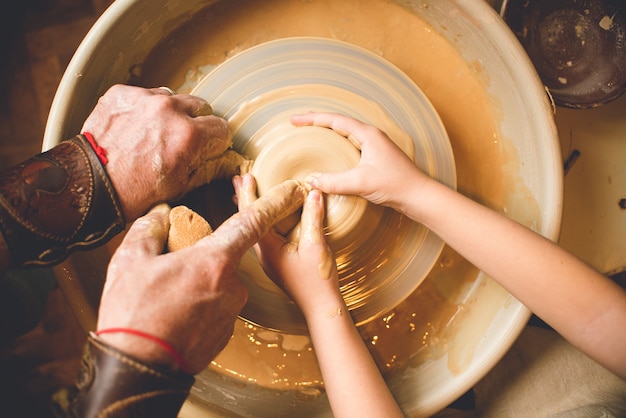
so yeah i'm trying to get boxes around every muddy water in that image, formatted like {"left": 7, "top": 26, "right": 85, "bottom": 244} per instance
{"left": 131, "top": 0, "right": 511, "bottom": 392}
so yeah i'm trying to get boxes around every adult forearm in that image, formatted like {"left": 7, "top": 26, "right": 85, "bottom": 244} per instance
{"left": 70, "top": 334, "right": 194, "bottom": 418}
{"left": 0, "top": 135, "right": 125, "bottom": 269}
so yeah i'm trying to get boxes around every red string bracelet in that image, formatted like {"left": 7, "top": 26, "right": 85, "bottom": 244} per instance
{"left": 82, "top": 131, "right": 108, "bottom": 165}
{"left": 95, "top": 328, "right": 191, "bottom": 374}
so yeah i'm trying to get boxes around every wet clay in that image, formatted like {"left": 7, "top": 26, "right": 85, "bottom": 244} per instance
{"left": 132, "top": 0, "right": 509, "bottom": 392}
{"left": 236, "top": 83, "right": 414, "bottom": 247}
{"left": 186, "top": 35, "right": 456, "bottom": 334}
{"left": 226, "top": 78, "right": 443, "bottom": 332}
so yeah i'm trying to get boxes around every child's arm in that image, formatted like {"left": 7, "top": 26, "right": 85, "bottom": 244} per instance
{"left": 234, "top": 174, "right": 405, "bottom": 418}
{"left": 290, "top": 112, "right": 626, "bottom": 380}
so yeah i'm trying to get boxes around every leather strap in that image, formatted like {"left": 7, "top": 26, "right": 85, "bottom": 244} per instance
{"left": 71, "top": 334, "right": 194, "bottom": 418}
{"left": 0, "top": 135, "right": 125, "bottom": 267}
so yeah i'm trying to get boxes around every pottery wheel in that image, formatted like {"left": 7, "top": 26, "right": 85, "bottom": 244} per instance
{"left": 191, "top": 37, "right": 456, "bottom": 334}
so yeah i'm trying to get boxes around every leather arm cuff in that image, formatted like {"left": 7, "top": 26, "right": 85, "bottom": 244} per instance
{"left": 71, "top": 334, "right": 194, "bottom": 418}
{"left": 0, "top": 135, "right": 125, "bottom": 267}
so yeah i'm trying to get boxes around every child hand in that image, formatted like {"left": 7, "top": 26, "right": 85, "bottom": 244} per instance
{"left": 290, "top": 112, "right": 430, "bottom": 215}
{"left": 234, "top": 173, "right": 344, "bottom": 319}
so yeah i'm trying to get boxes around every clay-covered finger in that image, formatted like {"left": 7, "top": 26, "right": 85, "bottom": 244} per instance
{"left": 190, "top": 149, "right": 253, "bottom": 189}
{"left": 166, "top": 92, "right": 213, "bottom": 118}
{"left": 193, "top": 114, "right": 233, "bottom": 154}
{"left": 207, "top": 180, "right": 310, "bottom": 259}
{"left": 234, "top": 173, "right": 259, "bottom": 211}
{"left": 107, "top": 204, "right": 171, "bottom": 283}
{"left": 299, "top": 190, "right": 325, "bottom": 246}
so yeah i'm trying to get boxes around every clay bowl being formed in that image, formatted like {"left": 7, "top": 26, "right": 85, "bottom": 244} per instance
{"left": 44, "top": 0, "right": 562, "bottom": 416}
{"left": 190, "top": 37, "right": 456, "bottom": 335}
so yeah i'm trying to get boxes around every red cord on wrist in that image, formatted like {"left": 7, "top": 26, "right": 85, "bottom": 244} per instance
{"left": 95, "top": 328, "right": 191, "bottom": 374}
{"left": 82, "top": 132, "right": 108, "bottom": 165}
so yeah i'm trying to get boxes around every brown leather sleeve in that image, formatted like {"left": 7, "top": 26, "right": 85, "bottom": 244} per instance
{"left": 0, "top": 135, "right": 125, "bottom": 267}
{"left": 71, "top": 334, "right": 194, "bottom": 418}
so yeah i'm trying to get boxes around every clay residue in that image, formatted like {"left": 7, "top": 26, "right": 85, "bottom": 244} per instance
{"left": 316, "top": 248, "right": 335, "bottom": 280}
{"left": 360, "top": 247, "right": 479, "bottom": 372}
{"left": 211, "top": 320, "right": 323, "bottom": 389}
{"left": 197, "top": 148, "right": 253, "bottom": 185}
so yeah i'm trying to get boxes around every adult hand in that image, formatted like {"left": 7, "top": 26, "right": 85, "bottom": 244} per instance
{"left": 97, "top": 174, "right": 310, "bottom": 374}
{"left": 235, "top": 173, "right": 342, "bottom": 319}
{"left": 96, "top": 203, "right": 244, "bottom": 373}
{"left": 290, "top": 112, "right": 429, "bottom": 215}
{"left": 82, "top": 84, "right": 234, "bottom": 221}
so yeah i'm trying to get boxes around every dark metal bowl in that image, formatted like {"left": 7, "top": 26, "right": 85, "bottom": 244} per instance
{"left": 501, "top": 0, "right": 626, "bottom": 108}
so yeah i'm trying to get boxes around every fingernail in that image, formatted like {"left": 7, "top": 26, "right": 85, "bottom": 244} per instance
{"left": 150, "top": 203, "right": 171, "bottom": 214}
{"left": 308, "top": 189, "right": 321, "bottom": 202}
{"left": 304, "top": 172, "right": 321, "bottom": 187}
{"left": 231, "top": 175, "right": 241, "bottom": 192}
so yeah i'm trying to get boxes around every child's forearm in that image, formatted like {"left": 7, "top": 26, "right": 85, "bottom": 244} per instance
{"left": 407, "top": 178, "right": 626, "bottom": 378}
{"left": 305, "top": 303, "right": 405, "bottom": 418}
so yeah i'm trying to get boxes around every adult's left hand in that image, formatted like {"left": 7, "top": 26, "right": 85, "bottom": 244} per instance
{"left": 82, "top": 84, "right": 233, "bottom": 221}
